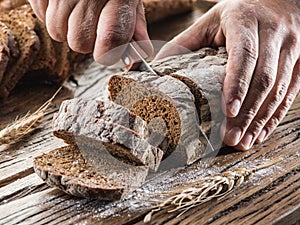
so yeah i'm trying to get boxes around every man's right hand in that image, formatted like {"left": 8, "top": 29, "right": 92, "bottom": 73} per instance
{"left": 28, "top": 0, "right": 153, "bottom": 65}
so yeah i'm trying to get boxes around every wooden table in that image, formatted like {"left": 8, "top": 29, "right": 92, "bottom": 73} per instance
{"left": 1, "top": 4, "right": 300, "bottom": 225}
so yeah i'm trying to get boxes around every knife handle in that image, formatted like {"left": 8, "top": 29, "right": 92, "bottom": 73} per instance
{"left": 122, "top": 40, "right": 149, "bottom": 71}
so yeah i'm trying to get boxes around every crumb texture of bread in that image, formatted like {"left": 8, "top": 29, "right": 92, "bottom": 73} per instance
{"left": 33, "top": 145, "right": 149, "bottom": 200}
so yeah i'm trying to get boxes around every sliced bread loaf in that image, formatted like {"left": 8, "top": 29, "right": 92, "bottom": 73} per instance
{"left": 0, "top": 22, "right": 13, "bottom": 84}
{"left": 108, "top": 73, "right": 207, "bottom": 164}
{"left": 52, "top": 98, "right": 163, "bottom": 171}
{"left": 0, "top": 8, "right": 40, "bottom": 98}
{"left": 0, "top": 21, "right": 19, "bottom": 58}
{"left": 28, "top": 17, "right": 56, "bottom": 72}
{"left": 50, "top": 41, "right": 71, "bottom": 83}
{"left": 33, "top": 145, "right": 149, "bottom": 200}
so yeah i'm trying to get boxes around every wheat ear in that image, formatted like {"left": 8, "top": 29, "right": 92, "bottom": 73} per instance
{"left": 144, "top": 158, "right": 282, "bottom": 223}
{"left": 0, "top": 87, "right": 62, "bottom": 145}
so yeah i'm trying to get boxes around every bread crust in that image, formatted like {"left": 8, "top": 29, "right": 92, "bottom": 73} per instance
{"left": 33, "top": 145, "right": 149, "bottom": 201}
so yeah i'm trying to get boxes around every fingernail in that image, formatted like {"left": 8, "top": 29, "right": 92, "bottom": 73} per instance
{"left": 257, "top": 129, "right": 267, "bottom": 143}
{"left": 224, "top": 127, "right": 242, "bottom": 146}
{"left": 228, "top": 99, "right": 241, "bottom": 117}
{"left": 240, "top": 132, "right": 253, "bottom": 150}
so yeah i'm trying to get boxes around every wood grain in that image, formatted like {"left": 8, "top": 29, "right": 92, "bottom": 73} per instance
{"left": 0, "top": 5, "right": 300, "bottom": 225}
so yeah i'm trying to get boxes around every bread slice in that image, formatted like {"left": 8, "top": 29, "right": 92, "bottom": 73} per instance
{"left": 0, "top": 21, "right": 19, "bottom": 58}
{"left": 28, "top": 18, "right": 56, "bottom": 72}
{"left": 33, "top": 145, "right": 149, "bottom": 200}
{"left": 0, "top": 5, "right": 40, "bottom": 98}
{"left": 49, "top": 41, "right": 71, "bottom": 83}
{"left": 52, "top": 98, "right": 163, "bottom": 171}
{"left": 108, "top": 73, "right": 207, "bottom": 164}
{"left": 0, "top": 22, "right": 13, "bottom": 84}
{"left": 0, "top": 20, "right": 40, "bottom": 98}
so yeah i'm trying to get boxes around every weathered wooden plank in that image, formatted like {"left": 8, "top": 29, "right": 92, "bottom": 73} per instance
{"left": 0, "top": 173, "right": 44, "bottom": 202}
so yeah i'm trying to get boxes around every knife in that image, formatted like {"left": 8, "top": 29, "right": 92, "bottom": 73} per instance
{"left": 122, "top": 41, "right": 216, "bottom": 165}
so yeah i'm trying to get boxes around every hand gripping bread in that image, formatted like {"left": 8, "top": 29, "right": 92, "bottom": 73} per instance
{"left": 33, "top": 145, "right": 149, "bottom": 201}
{"left": 52, "top": 98, "right": 163, "bottom": 171}
{"left": 152, "top": 47, "right": 227, "bottom": 132}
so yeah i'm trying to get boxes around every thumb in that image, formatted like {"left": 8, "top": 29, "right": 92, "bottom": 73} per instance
{"left": 155, "top": 6, "right": 223, "bottom": 60}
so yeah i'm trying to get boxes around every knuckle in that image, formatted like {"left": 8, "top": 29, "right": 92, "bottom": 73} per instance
{"left": 99, "top": 27, "right": 130, "bottom": 47}
{"left": 255, "top": 70, "right": 276, "bottom": 93}
{"left": 281, "top": 93, "right": 295, "bottom": 111}
{"left": 285, "top": 32, "right": 299, "bottom": 48}
{"left": 272, "top": 82, "right": 288, "bottom": 104}
{"left": 241, "top": 108, "right": 256, "bottom": 126}
{"left": 241, "top": 40, "right": 258, "bottom": 61}
{"left": 252, "top": 118, "right": 267, "bottom": 130}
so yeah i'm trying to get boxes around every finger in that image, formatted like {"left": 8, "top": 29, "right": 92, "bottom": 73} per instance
{"left": 236, "top": 47, "right": 295, "bottom": 150}
{"left": 132, "top": 0, "right": 153, "bottom": 57}
{"left": 67, "top": 0, "right": 106, "bottom": 53}
{"left": 45, "top": 0, "right": 77, "bottom": 42}
{"left": 28, "top": 0, "right": 48, "bottom": 22}
{"left": 222, "top": 15, "right": 259, "bottom": 118}
{"left": 223, "top": 34, "right": 281, "bottom": 147}
{"left": 94, "top": 0, "right": 139, "bottom": 65}
{"left": 154, "top": 5, "right": 222, "bottom": 60}
{"left": 256, "top": 59, "right": 300, "bottom": 143}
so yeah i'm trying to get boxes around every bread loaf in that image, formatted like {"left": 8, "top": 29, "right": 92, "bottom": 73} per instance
{"left": 0, "top": 4, "right": 87, "bottom": 99}
{"left": 144, "top": 0, "right": 196, "bottom": 23}
{"left": 0, "top": 22, "right": 12, "bottom": 84}
{"left": 108, "top": 73, "right": 208, "bottom": 164}
{"left": 34, "top": 145, "right": 149, "bottom": 201}
{"left": 34, "top": 48, "right": 227, "bottom": 200}
{"left": 52, "top": 98, "right": 164, "bottom": 171}
{"left": 0, "top": 19, "right": 40, "bottom": 98}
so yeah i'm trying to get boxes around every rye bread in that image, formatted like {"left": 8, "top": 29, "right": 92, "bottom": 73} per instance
{"left": 33, "top": 145, "right": 149, "bottom": 200}
{"left": 152, "top": 47, "right": 227, "bottom": 131}
{"left": 28, "top": 18, "right": 56, "bottom": 72}
{"left": 0, "top": 10, "right": 40, "bottom": 98}
{"left": 52, "top": 98, "right": 163, "bottom": 171}
{"left": 0, "top": 21, "right": 19, "bottom": 58}
{"left": 49, "top": 41, "right": 71, "bottom": 83}
{"left": 0, "top": 22, "right": 13, "bottom": 84}
{"left": 108, "top": 73, "right": 207, "bottom": 164}
{"left": 144, "top": 0, "right": 195, "bottom": 23}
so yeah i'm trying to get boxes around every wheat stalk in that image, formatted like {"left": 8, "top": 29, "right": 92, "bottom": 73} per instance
{"left": 0, "top": 87, "right": 62, "bottom": 145}
{"left": 144, "top": 158, "right": 282, "bottom": 222}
